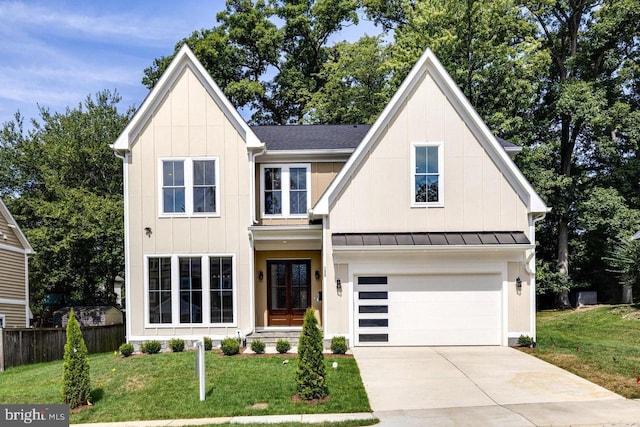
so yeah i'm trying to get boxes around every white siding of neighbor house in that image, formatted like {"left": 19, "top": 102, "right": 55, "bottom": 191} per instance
{"left": 329, "top": 69, "right": 529, "bottom": 233}
{"left": 126, "top": 66, "right": 252, "bottom": 340}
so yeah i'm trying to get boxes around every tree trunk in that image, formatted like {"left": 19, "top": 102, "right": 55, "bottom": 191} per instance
{"left": 556, "top": 214, "right": 572, "bottom": 308}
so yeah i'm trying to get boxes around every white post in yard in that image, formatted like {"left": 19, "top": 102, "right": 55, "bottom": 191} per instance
{"left": 194, "top": 339, "right": 206, "bottom": 401}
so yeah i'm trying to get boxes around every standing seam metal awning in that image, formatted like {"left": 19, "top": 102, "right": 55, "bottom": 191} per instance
{"left": 331, "top": 231, "right": 530, "bottom": 246}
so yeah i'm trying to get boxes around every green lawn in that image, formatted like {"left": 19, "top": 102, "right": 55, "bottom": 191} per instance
{"left": 523, "top": 304, "right": 640, "bottom": 398}
{"left": 0, "top": 352, "right": 370, "bottom": 424}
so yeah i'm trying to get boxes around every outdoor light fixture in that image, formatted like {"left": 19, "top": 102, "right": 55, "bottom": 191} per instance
{"left": 144, "top": 227, "right": 152, "bottom": 237}
{"left": 315, "top": 270, "right": 320, "bottom": 280}
{"left": 336, "top": 279, "right": 342, "bottom": 290}
{"left": 258, "top": 271, "right": 264, "bottom": 281}
{"left": 516, "top": 276, "right": 522, "bottom": 290}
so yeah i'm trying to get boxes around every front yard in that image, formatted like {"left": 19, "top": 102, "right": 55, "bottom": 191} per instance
{"left": 524, "top": 304, "right": 640, "bottom": 398}
{"left": 0, "top": 351, "right": 370, "bottom": 424}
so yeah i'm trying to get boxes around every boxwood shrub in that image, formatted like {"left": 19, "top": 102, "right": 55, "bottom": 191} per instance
{"left": 250, "top": 339, "right": 266, "bottom": 354}
{"left": 141, "top": 340, "right": 162, "bottom": 354}
{"left": 119, "top": 343, "right": 134, "bottom": 357}
{"left": 330, "top": 336, "right": 348, "bottom": 354}
{"left": 220, "top": 337, "right": 240, "bottom": 355}
{"left": 276, "top": 339, "right": 291, "bottom": 354}
{"left": 169, "top": 338, "right": 185, "bottom": 352}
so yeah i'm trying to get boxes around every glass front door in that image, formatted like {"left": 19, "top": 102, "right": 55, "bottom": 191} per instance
{"left": 267, "top": 260, "right": 310, "bottom": 326}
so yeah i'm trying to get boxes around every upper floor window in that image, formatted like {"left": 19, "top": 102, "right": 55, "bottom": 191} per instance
{"left": 412, "top": 143, "right": 443, "bottom": 206}
{"left": 159, "top": 158, "right": 219, "bottom": 216}
{"left": 261, "top": 164, "right": 311, "bottom": 217}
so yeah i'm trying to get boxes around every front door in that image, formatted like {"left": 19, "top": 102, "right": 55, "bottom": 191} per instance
{"left": 267, "top": 260, "right": 311, "bottom": 326}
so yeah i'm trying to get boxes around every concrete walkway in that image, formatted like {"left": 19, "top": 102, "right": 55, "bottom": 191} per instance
{"left": 353, "top": 346, "right": 640, "bottom": 426}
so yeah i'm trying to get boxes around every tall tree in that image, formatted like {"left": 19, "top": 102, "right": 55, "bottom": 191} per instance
{"left": 143, "top": 0, "right": 360, "bottom": 124}
{"left": 520, "top": 0, "right": 640, "bottom": 306}
{"left": 0, "top": 91, "right": 131, "bottom": 316}
{"left": 305, "top": 35, "right": 392, "bottom": 124}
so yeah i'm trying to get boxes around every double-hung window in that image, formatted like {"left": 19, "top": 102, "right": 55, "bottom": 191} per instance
{"left": 411, "top": 143, "right": 443, "bottom": 206}
{"left": 261, "top": 164, "right": 310, "bottom": 217}
{"left": 146, "top": 255, "right": 235, "bottom": 326}
{"left": 159, "top": 158, "right": 219, "bottom": 216}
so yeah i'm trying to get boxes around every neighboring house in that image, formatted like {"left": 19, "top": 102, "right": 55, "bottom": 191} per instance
{"left": 0, "top": 198, "right": 34, "bottom": 328}
{"left": 111, "top": 45, "right": 548, "bottom": 348}
{"left": 53, "top": 306, "right": 123, "bottom": 327}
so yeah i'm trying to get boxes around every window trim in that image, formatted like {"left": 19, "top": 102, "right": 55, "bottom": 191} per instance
{"left": 144, "top": 254, "right": 237, "bottom": 328}
{"left": 260, "top": 163, "right": 311, "bottom": 218}
{"left": 158, "top": 157, "right": 220, "bottom": 218}
{"left": 410, "top": 142, "right": 444, "bottom": 207}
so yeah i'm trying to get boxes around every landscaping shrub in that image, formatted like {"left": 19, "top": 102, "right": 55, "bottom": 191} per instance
{"left": 62, "top": 309, "right": 91, "bottom": 409}
{"left": 204, "top": 337, "right": 213, "bottom": 351}
{"left": 169, "top": 338, "right": 185, "bottom": 352}
{"left": 251, "top": 339, "right": 266, "bottom": 354}
{"left": 220, "top": 337, "right": 240, "bottom": 355}
{"left": 276, "top": 339, "right": 291, "bottom": 354}
{"left": 517, "top": 335, "right": 535, "bottom": 347}
{"left": 141, "top": 340, "right": 162, "bottom": 354}
{"left": 119, "top": 343, "right": 134, "bottom": 357}
{"left": 296, "top": 308, "right": 328, "bottom": 400}
{"left": 330, "top": 336, "right": 348, "bottom": 354}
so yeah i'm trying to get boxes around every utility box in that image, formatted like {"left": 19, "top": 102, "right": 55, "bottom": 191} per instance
{"left": 577, "top": 291, "right": 597, "bottom": 307}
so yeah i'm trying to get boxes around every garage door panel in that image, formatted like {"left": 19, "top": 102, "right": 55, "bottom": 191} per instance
{"left": 355, "top": 273, "right": 502, "bottom": 346}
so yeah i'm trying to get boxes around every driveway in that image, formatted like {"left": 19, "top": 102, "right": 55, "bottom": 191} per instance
{"left": 353, "top": 346, "right": 640, "bottom": 426}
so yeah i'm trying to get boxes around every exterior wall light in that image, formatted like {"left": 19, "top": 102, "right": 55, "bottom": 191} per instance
{"left": 144, "top": 227, "right": 152, "bottom": 237}
{"left": 336, "top": 279, "right": 342, "bottom": 290}
{"left": 258, "top": 271, "right": 264, "bottom": 281}
{"left": 516, "top": 276, "right": 522, "bottom": 291}
{"left": 315, "top": 270, "right": 320, "bottom": 280}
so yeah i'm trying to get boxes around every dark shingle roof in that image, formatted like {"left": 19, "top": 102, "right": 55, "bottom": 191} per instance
{"left": 250, "top": 125, "right": 371, "bottom": 150}
{"left": 250, "top": 124, "right": 520, "bottom": 152}
{"left": 332, "top": 232, "right": 530, "bottom": 246}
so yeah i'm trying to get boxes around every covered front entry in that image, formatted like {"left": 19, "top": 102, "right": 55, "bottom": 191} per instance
{"left": 267, "top": 260, "right": 311, "bottom": 326}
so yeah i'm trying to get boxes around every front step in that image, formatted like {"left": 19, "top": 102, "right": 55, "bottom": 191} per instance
{"left": 246, "top": 330, "right": 302, "bottom": 346}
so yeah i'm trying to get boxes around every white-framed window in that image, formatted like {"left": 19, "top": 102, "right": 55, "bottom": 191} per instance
{"left": 260, "top": 164, "right": 311, "bottom": 217}
{"left": 159, "top": 157, "right": 219, "bottom": 216}
{"left": 411, "top": 142, "right": 443, "bottom": 206}
{"left": 0, "top": 314, "right": 5, "bottom": 328}
{"left": 145, "top": 254, "right": 236, "bottom": 327}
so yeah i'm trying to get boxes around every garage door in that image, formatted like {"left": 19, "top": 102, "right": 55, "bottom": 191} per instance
{"left": 355, "top": 274, "right": 502, "bottom": 346}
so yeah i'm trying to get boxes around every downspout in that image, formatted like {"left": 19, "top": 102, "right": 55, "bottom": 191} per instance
{"left": 112, "top": 148, "right": 131, "bottom": 343}
{"left": 528, "top": 210, "right": 548, "bottom": 343}
{"left": 247, "top": 145, "right": 265, "bottom": 337}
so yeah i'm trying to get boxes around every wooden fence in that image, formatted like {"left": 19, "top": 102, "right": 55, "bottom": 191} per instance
{"left": 0, "top": 324, "right": 125, "bottom": 370}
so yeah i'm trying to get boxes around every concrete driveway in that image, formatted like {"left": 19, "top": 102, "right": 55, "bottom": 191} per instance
{"left": 353, "top": 346, "right": 640, "bottom": 426}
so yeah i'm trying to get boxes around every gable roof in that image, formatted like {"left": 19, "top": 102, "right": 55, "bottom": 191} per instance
{"left": 0, "top": 198, "right": 34, "bottom": 253}
{"left": 313, "top": 48, "right": 548, "bottom": 216}
{"left": 251, "top": 124, "right": 370, "bottom": 151}
{"left": 111, "top": 44, "right": 263, "bottom": 152}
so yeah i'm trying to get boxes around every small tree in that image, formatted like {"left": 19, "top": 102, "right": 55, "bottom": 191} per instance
{"left": 62, "top": 309, "right": 91, "bottom": 408}
{"left": 296, "top": 308, "right": 328, "bottom": 400}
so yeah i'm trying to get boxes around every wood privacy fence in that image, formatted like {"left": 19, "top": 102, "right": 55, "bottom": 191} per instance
{"left": 0, "top": 324, "right": 125, "bottom": 370}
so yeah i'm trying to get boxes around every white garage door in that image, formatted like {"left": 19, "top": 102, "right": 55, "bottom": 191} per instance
{"left": 355, "top": 274, "right": 502, "bottom": 346}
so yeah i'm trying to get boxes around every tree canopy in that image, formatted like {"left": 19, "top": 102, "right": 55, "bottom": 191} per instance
{"left": 0, "top": 91, "right": 131, "bottom": 316}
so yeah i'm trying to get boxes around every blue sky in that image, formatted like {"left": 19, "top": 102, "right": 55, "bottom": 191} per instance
{"left": 0, "top": 0, "right": 379, "bottom": 126}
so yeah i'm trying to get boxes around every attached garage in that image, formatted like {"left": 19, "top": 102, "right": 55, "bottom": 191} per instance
{"left": 355, "top": 274, "right": 502, "bottom": 346}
